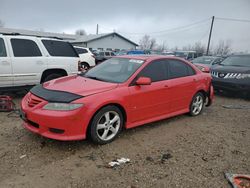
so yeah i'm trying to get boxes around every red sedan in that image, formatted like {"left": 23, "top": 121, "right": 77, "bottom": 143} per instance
{"left": 20, "top": 56, "right": 214, "bottom": 144}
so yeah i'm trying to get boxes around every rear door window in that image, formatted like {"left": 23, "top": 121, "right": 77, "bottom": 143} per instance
{"left": 75, "top": 47, "right": 88, "bottom": 54}
{"left": 168, "top": 60, "right": 195, "bottom": 79}
{"left": 0, "top": 38, "right": 7, "bottom": 57}
{"left": 42, "top": 40, "right": 78, "bottom": 57}
{"left": 138, "top": 60, "right": 166, "bottom": 82}
{"left": 105, "top": 52, "right": 110, "bottom": 56}
{"left": 11, "top": 39, "right": 42, "bottom": 57}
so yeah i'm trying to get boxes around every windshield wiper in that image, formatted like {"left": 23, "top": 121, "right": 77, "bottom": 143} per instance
{"left": 84, "top": 75, "right": 105, "bottom": 81}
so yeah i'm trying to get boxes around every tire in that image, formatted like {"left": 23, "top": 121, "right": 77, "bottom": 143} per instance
{"left": 89, "top": 105, "right": 123, "bottom": 144}
{"left": 81, "top": 62, "right": 90, "bottom": 72}
{"left": 189, "top": 92, "right": 205, "bottom": 116}
{"left": 42, "top": 73, "right": 62, "bottom": 83}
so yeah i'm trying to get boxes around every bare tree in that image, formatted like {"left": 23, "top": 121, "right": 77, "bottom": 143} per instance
{"left": 193, "top": 42, "right": 206, "bottom": 54}
{"left": 213, "top": 40, "right": 232, "bottom": 56}
{"left": 182, "top": 42, "right": 206, "bottom": 55}
{"left": 139, "top": 35, "right": 157, "bottom": 50}
{"left": 75, "top": 29, "right": 87, "bottom": 36}
{"left": 182, "top": 44, "right": 192, "bottom": 51}
{"left": 0, "top": 20, "right": 4, "bottom": 28}
{"left": 157, "top": 42, "right": 168, "bottom": 51}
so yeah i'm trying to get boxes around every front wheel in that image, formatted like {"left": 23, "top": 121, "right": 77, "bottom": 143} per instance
{"left": 189, "top": 92, "right": 204, "bottom": 116}
{"left": 89, "top": 106, "right": 123, "bottom": 144}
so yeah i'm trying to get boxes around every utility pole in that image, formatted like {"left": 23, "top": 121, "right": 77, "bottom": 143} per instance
{"left": 206, "top": 16, "right": 215, "bottom": 55}
{"left": 96, "top": 24, "right": 99, "bottom": 35}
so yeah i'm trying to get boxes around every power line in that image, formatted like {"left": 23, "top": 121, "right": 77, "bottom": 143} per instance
{"left": 216, "top": 17, "right": 250, "bottom": 23}
{"left": 118, "top": 18, "right": 211, "bottom": 35}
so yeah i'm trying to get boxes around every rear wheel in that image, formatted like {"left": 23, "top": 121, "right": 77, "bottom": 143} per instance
{"left": 89, "top": 106, "right": 123, "bottom": 144}
{"left": 81, "top": 62, "right": 90, "bottom": 71}
{"left": 189, "top": 92, "right": 204, "bottom": 116}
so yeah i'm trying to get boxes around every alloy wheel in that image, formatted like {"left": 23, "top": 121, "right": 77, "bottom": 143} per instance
{"left": 191, "top": 95, "right": 204, "bottom": 115}
{"left": 96, "top": 111, "right": 121, "bottom": 141}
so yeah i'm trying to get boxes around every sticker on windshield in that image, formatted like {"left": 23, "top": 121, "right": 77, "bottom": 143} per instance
{"left": 129, "top": 59, "right": 144, "bottom": 64}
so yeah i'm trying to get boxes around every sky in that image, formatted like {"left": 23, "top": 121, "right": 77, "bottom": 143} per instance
{"left": 0, "top": 0, "right": 250, "bottom": 52}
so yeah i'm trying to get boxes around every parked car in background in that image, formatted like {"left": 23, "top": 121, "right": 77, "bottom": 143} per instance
{"left": 175, "top": 51, "right": 201, "bottom": 60}
{"left": 191, "top": 56, "right": 225, "bottom": 73}
{"left": 95, "top": 51, "right": 115, "bottom": 63}
{"left": 161, "top": 51, "right": 175, "bottom": 56}
{"left": 0, "top": 34, "right": 79, "bottom": 90}
{"left": 127, "top": 50, "right": 146, "bottom": 55}
{"left": 115, "top": 50, "right": 128, "bottom": 56}
{"left": 191, "top": 56, "right": 224, "bottom": 67}
{"left": 211, "top": 54, "right": 250, "bottom": 94}
{"left": 74, "top": 46, "right": 95, "bottom": 71}
{"left": 20, "top": 55, "right": 213, "bottom": 144}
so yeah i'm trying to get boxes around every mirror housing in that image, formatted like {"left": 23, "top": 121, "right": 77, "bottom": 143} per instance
{"left": 135, "top": 77, "right": 151, "bottom": 85}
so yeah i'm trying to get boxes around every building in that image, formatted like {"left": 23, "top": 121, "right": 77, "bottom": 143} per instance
{"left": 0, "top": 28, "right": 138, "bottom": 51}
{"left": 71, "top": 32, "right": 138, "bottom": 51}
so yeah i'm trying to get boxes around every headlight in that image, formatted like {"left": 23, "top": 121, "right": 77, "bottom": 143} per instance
{"left": 43, "top": 103, "right": 83, "bottom": 111}
{"left": 195, "top": 65, "right": 207, "bottom": 72}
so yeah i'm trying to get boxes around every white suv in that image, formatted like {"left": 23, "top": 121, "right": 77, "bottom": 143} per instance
{"left": 74, "top": 46, "right": 96, "bottom": 70}
{"left": 0, "top": 34, "right": 79, "bottom": 89}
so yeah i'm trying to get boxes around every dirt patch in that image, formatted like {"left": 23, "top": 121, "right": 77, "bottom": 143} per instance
{"left": 0, "top": 94, "right": 249, "bottom": 188}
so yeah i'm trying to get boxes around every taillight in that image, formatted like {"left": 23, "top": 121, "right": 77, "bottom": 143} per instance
{"left": 91, "top": 55, "right": 95, "bottom": 59}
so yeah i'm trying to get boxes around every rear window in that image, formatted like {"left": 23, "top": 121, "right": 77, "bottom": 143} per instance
{"left": 0, "top": 38, "right": 7, "bottom": 57}
{"left": 42, "top": 40, "right": 78, "bottom": 57}
{"left": 11, "top": 39, "right": 42, "bottom": 57}
{"left": 75, "top": 47, "right": 88, "bottom": 54}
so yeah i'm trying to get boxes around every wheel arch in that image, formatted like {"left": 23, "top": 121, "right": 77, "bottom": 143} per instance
{"left": 86, "top": 102, "right": 127, "bottom": 138}
{"left": 40, "top": 69, "right": 68, "bottom": 83}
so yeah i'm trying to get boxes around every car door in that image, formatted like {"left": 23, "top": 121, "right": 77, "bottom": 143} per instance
{"left": 0, "top": 37, "right": 13, "bottom": 87}
{"left": 167, "top": 59, "right": 197, "bottom": 112}
{"left": 128, "top": 60, "right": 171, "bottom": 123}
{"left": 9, "top": 38, "right": 47, "bottom": 86}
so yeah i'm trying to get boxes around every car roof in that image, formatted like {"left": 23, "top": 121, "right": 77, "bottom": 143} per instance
{"left": 73, "top": 46, "right": 88, "bottom": 49}
{"left": 115, "top": 55, "right": 186, "bottom": 61}
{"left": 1, "top": 34, "right": 62, "bottom": 41}
{"left": 229, "top": 54, "right": 250, "bottom": 57}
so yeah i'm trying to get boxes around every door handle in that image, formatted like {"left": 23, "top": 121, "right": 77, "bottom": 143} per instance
{"left": 1, "top": 61, "right": 10, "bottom": 65}
{"left": 193, "top": 78, "right": 198, "bottom": 82}
{"left": 164, "top": 85, "right": 169, "bottom": 88}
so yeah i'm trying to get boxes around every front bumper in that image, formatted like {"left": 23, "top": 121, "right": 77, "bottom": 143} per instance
{"left": 212, "top": 79, "right": 250, "bottom": 92}
{"left": 21, "top": 93, "right": 90, "bottom": 141}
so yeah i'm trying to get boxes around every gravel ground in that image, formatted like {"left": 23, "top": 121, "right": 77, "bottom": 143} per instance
{"left": 0, "top": 92, "right": 249, "bottom": 188}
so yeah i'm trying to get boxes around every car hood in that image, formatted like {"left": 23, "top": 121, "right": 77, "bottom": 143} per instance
{"left": 211, "top": 65, "right": 250, "bottom": 73}
{"left": 43, "top": 75, "right": 118, "bottom": 97}
{"left": 194, "top": 63, "right": 211, "bottom": 68}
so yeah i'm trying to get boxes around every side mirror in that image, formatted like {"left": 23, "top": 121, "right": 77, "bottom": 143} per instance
{"left": 135, "top": 77, "right": 151, "bottom": 85}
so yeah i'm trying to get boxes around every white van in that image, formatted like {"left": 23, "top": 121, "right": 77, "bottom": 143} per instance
{"left": 0, "top": 34, "right": 79, "bottom": 89}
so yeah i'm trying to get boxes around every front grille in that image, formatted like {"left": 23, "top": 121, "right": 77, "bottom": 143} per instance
{"left": 26, "top": 94, "right": 42, "bottom": 108}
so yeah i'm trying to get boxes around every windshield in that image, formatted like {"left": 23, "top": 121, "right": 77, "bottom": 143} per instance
{"left": 220, "top": 56, "right": 250, "bottom": 67}
{"left": 192, "top": 56, "right": 216, "bottom": 65}
{"left": 83, "top": 58, "right": 144, "bottom": 83}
